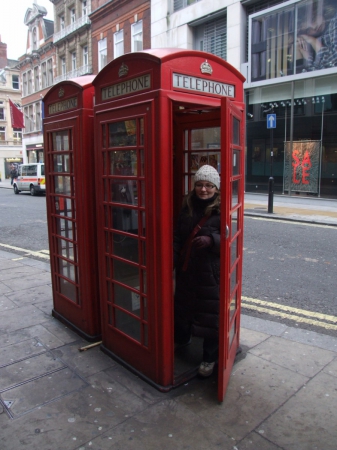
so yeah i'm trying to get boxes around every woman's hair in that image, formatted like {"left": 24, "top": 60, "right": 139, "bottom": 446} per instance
{"left": 183, "top": 189, "right": 221, "bottom": 216}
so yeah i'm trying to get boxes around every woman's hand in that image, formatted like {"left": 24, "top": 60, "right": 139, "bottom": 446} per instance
{"left": 192, "top": 236, "right": 212, "bottom": 249}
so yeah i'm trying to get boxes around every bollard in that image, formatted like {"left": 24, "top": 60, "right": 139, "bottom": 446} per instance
{"left": 268, "top": 176, "right": 274, "bottom": 213}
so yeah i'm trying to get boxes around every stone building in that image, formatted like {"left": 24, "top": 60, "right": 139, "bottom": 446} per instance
{"left": 50, "top": 0, "right": 92, "bottom": 83}
{"left": 89, "top": 0, "right": 151, "bottom": 74}
{"left": 0, "top": 39, "right": 23, "bottom": 179}
{"left": 17, "top": 3, "right": 55, "bottom": 163}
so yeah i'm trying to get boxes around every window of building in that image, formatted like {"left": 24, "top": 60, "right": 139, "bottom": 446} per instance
{"left": 132, "top": 21, "right": 143, "bottom": 52}
{"left": 0, "top": 126, "right": 5, "bottom": 142}
{"left": 174, "top": 0, "right": 201, "bottom": 12}
{"left": 61, "top": 57, "right": 66, "bottom": 75}
{"left": 114, "top": 29, "right": 124, "bottom": 58}
{"left": 23, "top": 73, "right": 28, "bottom": 96}
{"left": 41, "top": 62, "right": 47, "bottom": 88}
{"left": 12, "top": 75, "right": 19, "bottom": 90}
{"left": 204, "top": 16, "right": 227, "bottom": 60}
{"left": 29, "top": 105, "right": 34, "bottom": 131}
{"left": 71, "top": 8, "right": 76, "bottom": 24}
{"left": 24, "top": 106, "right": 29, "bottom": 132}
{"left": 83, "top": 45, "right": 88, "bottom": 66}
{"left": 35, "top": 102, "right": 41, "bottom": 131}
{"left": 251, "top": 6, "right": 295, "bottom": 82}
{"left": 32, "top": 27, "right": 38, "bottom": 50}
{"left": 98, "top": 38, "right": 107, "bottom": 71}
{"left": 60, "top": 15, "right": 65, "bottom": 30}
{"left": 13, "top": 128, "right": 22, "bottom": 142}
{"left": 34, "top": 66, "right": 39, "bottom": 91}
{"left": 249, "top": 0, "right": 337, "bottom": 82}
{"left": 72, "top": 52, "right": 77, "bottom": 70}
{"left": 0, "top": 102, "right": 4, "bottom": 120}
{"left": 27, "top": 70, "right": 33, "bottom": 94}
{"left": 82, "top": 0, "right": 88, "bottom": 16}
{"left": 47, "top": 58, "right": 53, "bottom": 86}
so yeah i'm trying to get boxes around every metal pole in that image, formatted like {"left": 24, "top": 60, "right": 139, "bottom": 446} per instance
{"left": 288, "top": 81, "right": 294, "bottom": 196}
{"left": 268, "top": 127, "right": 274, "bottom": 213}
{"left": 318, "top": 97, "right": 324, "bottom": 198}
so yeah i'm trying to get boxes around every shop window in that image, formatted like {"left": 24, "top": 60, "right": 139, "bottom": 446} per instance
{"left": 114, "top": 30, "right": 124, "bottom": 58}
{"left": 12, "top": 75, "right": 19, "bottom": 90}
{"left": 132, "top": 21, "right": 143, "bottom": 52}
{"left": 98, "top": 38, "right": 107, "bottom": 71}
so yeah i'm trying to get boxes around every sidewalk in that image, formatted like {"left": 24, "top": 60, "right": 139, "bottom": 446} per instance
{"left": 0, "top": 249, "right": 336, "bottom": 450}
{"left": 1, "top": 180, "right": 337, "bottom": 449}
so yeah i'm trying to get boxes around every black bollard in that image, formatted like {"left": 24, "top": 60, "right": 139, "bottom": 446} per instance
{"left": 268, "top": 176, "right": 274, "bottom": 213}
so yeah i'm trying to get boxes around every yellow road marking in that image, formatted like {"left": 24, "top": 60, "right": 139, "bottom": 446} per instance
{"left": 0, "top": 242, "right": 50, "bottom": 260}
{"left": 242, "top": 296, "right": 337, "bottom": 331}
{"left": 246, "top": 216, "right": 337, "bottom": 229}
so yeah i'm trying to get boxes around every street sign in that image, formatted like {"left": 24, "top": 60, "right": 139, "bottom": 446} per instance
{"left": 267, "top": 114, "right": 276, "bottom": 128}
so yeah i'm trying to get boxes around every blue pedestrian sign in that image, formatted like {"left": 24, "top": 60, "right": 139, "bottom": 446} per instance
{"left": 267, "top": 114, "right": 276, "bottom": 128}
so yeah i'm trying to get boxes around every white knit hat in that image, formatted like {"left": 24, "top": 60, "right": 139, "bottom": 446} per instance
{"left": 194, "top": 164, "right": 220, "bottom": 189}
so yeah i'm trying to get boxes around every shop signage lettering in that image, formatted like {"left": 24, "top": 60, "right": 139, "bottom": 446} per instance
{"left": 173, "top": 73, "right": 235, "bottom": 97}
{"left": 292, "top": 150, "right": 312, "bottom": 185}
{"left": 48, "top": 97, "right": 78, "bottom": 114}
{"left": 101, "top": 74, "right": 151, "bottom": 100}
{"left": 284, "top": 140, "right": 320, "bottom": 194}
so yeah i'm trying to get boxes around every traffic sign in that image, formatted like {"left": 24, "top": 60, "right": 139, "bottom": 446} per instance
{"left": 267, "top": 114, "right": 276, "bottom": 128}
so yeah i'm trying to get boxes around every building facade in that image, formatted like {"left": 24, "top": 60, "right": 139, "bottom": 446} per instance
{"left": 18, "top": 3, "right": 55, "bottom": 164}
{"left": 0, "top": 39, "right": 23, "bottom": 179}
{"left": 151, "top": 0, "right": 337, "bottom": 199}
{"left": 90, "top": 0, "right": 151, "bottom": 74}
{"left": 50, "top": 0, "right": 92, "bottom": 83}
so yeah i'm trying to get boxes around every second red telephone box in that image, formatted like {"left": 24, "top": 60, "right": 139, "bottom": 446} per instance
{"left": 93, "top": 49, "right": 245, "bottom": 401}
{"left": 43, "top": 76, "right": 101, "bottom": 341}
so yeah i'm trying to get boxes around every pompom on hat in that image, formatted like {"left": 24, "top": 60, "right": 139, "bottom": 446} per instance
{"left": 194, "top": 164, "right": 220, "bottom": 189}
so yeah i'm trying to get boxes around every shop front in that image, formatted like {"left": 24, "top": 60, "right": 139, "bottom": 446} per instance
{"left": 245, "top": 74, "right": 337, "bottom": 198}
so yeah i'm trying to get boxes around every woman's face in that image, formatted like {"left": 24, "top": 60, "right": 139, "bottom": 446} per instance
{"left": 194, "top": 180, "right": 217, "bottom": 200}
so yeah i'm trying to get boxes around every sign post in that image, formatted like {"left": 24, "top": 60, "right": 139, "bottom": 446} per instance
{"left": 267, "top": 114, "right": 276, "bottom": 213}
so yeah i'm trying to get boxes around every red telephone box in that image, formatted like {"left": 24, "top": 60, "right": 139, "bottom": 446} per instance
{"left": 93, "top": 49, "right": 245, "bottom": 401}
{"left": 43, "top": 76, "right": 101, "bottom": 341}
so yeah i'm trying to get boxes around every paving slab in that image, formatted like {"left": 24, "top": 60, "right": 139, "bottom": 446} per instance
{"left": 51, "top": 342, "right": 116, "bottom": 377}
{"left": 1, "top": 272, "right": 51, "bottom": 291}
{"left": 177, "top": 352, "right": 308, "bottom": 441}
{"left": 1, "top": 367, "right": 88, "bottom": 418}
{"left": 76, "top": 399, "right": 235, "bottom": 450}
{"left": 0, "top": 265, "right": 44, "bottom": 282}
{"left": 0, "top": 304, "right": 50, "bottom": 333}
{"left": 7, "top": 284, "right": 53, "bottom": 306}
{"left": 0, "top": 338, "right": 46, "bottom": 366}
{"left": 0, "top": 352, "right": 66, "bottom": 391}
{"left": 249, "top": 335, "right": 336, "bottom": 377}
{"left": 259, "top": 371, "right": 337, "bottom": 450}
{"left": 0, "top": 324, "right": 66, "bottom": 350}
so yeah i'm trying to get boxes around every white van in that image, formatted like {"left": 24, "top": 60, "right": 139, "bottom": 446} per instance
{"left": 13, "top": 163, "right": 46, "bottom": 196}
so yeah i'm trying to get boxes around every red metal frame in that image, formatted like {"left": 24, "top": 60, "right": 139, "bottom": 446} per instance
{"left": 43, "top": 76, "right": 101, "bottom": 341}
{"left": 93, "top": 50, "right": 245, "bottom": 398}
